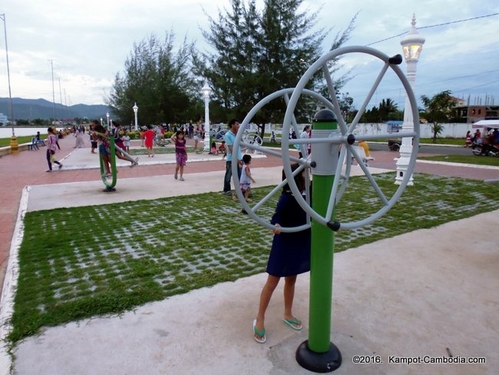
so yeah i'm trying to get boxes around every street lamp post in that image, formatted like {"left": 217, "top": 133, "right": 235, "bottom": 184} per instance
{"left": 133, "top": 103, "right": 138, "bottom": 131}
{"left": 395, "top": 14, "right": 425, "bottom": 185}
{"left": 201, "top": 81, "right": 212, "bottom": 152}
{"left": 106, "top": 112, "right": 110, "bottom": 129}
{"left": 0, "top": 13, "right": 18, "bottom": 154}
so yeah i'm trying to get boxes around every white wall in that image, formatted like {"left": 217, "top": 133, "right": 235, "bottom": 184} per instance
{"left": 354, "top": 123, "right": 472, "bottom": 139}
{"left": 254, "top": 123, "right": 473, "bottom": 139}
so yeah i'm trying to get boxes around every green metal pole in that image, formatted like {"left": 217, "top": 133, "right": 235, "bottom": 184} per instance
{"left": 309, "top": 176, "right": 334, "bottom": 351}
{"left": 296, "top": 109, "right": 341, "bottom": 372}
{"left": 100, "top": 135, "right": 117, "bottom": 191}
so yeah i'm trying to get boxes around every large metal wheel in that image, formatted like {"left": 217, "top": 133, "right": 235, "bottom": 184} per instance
{"left": 281, "top": 46, "right": 420, "bottom": 231}
{"left": 233, "top": 45, "right": 420, "bottom": 232}
{"left": 232, "top": 88, "right": 352, "bottom": 232}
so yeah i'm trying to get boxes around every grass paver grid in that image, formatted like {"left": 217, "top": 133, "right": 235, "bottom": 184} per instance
{"left": 8, "top": 173, "right": 499, "bottom": 344}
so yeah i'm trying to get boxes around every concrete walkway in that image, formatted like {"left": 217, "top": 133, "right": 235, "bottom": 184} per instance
{"left": 0, "top": 136, "right": 498, "bottom": 374}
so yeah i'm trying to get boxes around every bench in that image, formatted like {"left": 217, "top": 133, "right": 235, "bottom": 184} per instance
{"left": 27, "top": 137, "right": 39, "bottom": 151}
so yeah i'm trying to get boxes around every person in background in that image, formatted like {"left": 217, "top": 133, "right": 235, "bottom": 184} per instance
{"left": 122, "top": 130, "right": 131, "bottom": 153}
{"left": 473, "top": 129, "right": 482, "bottom": 144}
{"left": 358, "top": 139, "right": 371, "bottom": 158}
{"left": 218, "top": 140, "right": 227, "bottom": 159}
{"left": 223, "top": 119, "right": 243, "bottom": 195}
{"left": 35, "top": 131, "right": 46, "bottom": 146}
{"left": 298, "top": 125, "right": 311, "bottom": 158}
{"left": 240, "top": 154, "right": 256, "bottom": 204}
{"left": 210, "top": 141, "right": 217, "bottom": 155}
{"left": 90, "top": 120, "right": 98, "bottom": 153}
{"left": 142, "top": 125, "right": 156, "bottom": 158}
{"left": 193, "top": 122, "right": 201, "bottom": 152}
{"left": 45, "top": 127, "right": 63, "bottom": 172}
{"left": 171, "top": 130, "right": 187, "bottom": 181}
{"left": 93, "top": 124, "right": 111, "bottom": 177}
{"left": 465, "top": 131, "right": 472, "bottom": 148}
{"left": 270, "top": 130, "right": 277, "bottom": 143}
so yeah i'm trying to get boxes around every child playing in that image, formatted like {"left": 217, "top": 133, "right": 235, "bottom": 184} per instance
{"left": 210, "top": 141, "right": 217, "bottom": 155}
{"left": 171, "top": 130, "right": 187, "bottom": 181}
{"left": 218, "top": 140, "right": 227, "bottom": 159}
{"left": 122, "top": 130, "right": 131, "bottom": 152}
{"left": 240, "top": 154, "right": 256, "bottom": 203}
{"left": 93, "top": 124, "right": 112, "bottom": 177}
{"left": 112, "top": 124, "right": 138, "bottom": 167}
{"left": 252, "top": 163, "right": 310, "bottom": 344}
{"left": 143, "top": 125, "right": 156, "bottom": 157}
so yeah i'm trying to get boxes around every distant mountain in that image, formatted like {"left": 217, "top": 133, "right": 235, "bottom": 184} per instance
{"left": 0, "top": 97, "right": 112, "bottom": 121}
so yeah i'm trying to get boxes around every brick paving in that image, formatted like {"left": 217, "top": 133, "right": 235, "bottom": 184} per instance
{"left": 0, "top": 136, "right": 498, "bottom": 293}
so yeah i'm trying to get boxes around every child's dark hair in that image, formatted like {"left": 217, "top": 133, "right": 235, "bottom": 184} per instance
{"left": 175, "top": 130, "right": 184, "bottom": 137}
{"left": 282, "top": 163, "right": 305, "bottom": 192}
{"left": 94, "top": 124, "right": 106, "bottom": 134}
{"left": 242, "top": 154, "right": 252, "bottom": 164}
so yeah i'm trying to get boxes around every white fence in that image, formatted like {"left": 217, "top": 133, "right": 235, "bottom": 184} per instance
{"left": 250, "top": 123, "right": 473, "bottom": 139}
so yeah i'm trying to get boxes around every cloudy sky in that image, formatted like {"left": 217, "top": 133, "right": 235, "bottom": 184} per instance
{"left": 1, "top": 0, "right": 498, "bottom": 113}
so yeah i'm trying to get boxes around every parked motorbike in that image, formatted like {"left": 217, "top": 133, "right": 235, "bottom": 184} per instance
{"left": 471, "top": 141, "right": 499, "bottom": 156}
{"left": 388, "top": 139, "right": 400, "bottom": 151}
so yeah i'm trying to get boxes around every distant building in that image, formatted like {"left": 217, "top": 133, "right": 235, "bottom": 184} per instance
{"left": 455, "top": 105, "right": 499, "bottom": 123}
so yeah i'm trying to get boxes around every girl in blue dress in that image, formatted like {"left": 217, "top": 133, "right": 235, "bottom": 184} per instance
{"left": 253, "top": 164, "right": 311, "bottom": 343}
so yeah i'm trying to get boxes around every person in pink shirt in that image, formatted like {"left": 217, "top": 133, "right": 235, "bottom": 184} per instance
{"left": 171, "top": 130, "right": 188, "bottom": 181}
{"left": 45, "top": 127, "right": 63, "bottom": 172}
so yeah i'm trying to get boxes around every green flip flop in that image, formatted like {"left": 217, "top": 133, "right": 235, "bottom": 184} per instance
{"left": 253, "top": 319, "right": 267, "bottom": 344}
{"left": 283, "top": 317, "right": 303, "bottom": 331}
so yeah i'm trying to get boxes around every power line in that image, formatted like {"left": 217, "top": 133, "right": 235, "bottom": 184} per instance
{"left": 367, "top": 12, "right": 499, "bottom": 46}
{"left": 417, "top": 69, "right": 499, "bottom": 87}
{"left": 452, "top": 79, "right": 499, "bottom": 93}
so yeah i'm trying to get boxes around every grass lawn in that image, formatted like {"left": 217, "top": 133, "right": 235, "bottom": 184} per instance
{"left": 0, "top": 136, "right": 34, "bottom": 147}
{"left": 419, "top": 154, "right": 499, "bottom": 167}
{"left": 8, "top": 172, "right": 499, "bottom": 345}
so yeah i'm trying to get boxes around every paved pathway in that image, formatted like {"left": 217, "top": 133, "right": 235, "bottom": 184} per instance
{"left": 1, "top": 137, "right": 498, "bottom": 292}
{"left": 1, "top": 136, "right": 499, "bottom": 374}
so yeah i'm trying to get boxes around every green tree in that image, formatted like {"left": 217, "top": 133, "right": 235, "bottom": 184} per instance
{"left": 378, "top": 98, "right": 399, "bottom": 120}
{"left": 193, "top": 0, "right": 355, "bottom": 138}
{"left": 337, "top": 92, "right": 355, "bottom": 122}
{"left": 420, "top": 90, "right": 455, "bottom": 143}
{"left": 107, "top": 33, "right": 199, "bottom": 125}
{"left": 359, "top": 98, "right": 402, "bottom": 123}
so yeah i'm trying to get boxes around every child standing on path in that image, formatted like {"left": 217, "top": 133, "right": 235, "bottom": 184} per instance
{"left": 171, "top": 130, "right": 187, "bottom": 181}
{"left": 240, "top": 154, "right": 256, "bottom": 203}
{"left": 45, "top": 127, "right": 63, "bottom": 172}
{"left": 252, "top": 164, "right": 311, "bottom": 344}
{"left": 143, "top": 125, "right": 156, "bottom": 157}
{"left": 219, "top": 140, "right": 227, "bottom": 159}
{"left": 122, "top": 131, "right": 131, "bottom": 152}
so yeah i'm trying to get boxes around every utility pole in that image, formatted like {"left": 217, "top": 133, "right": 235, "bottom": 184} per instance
{"left": 49, "top": 59, "right": 56, "bottom": 121}
{"left": 1, "top": 13, "right": 18, "bottom": 154}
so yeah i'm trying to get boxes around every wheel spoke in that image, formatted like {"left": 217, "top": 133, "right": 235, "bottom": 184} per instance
{"left": 232, "top": 47, "right": 419, "bottom": 233}
{"left": 323, "top": 62, "right": 348, "bottom": 133}
{"left": 348, "top": 63, "right": 390, "bottom": 133}
{"left": 354, "top": 131, "right": 417, "bottom": 141}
